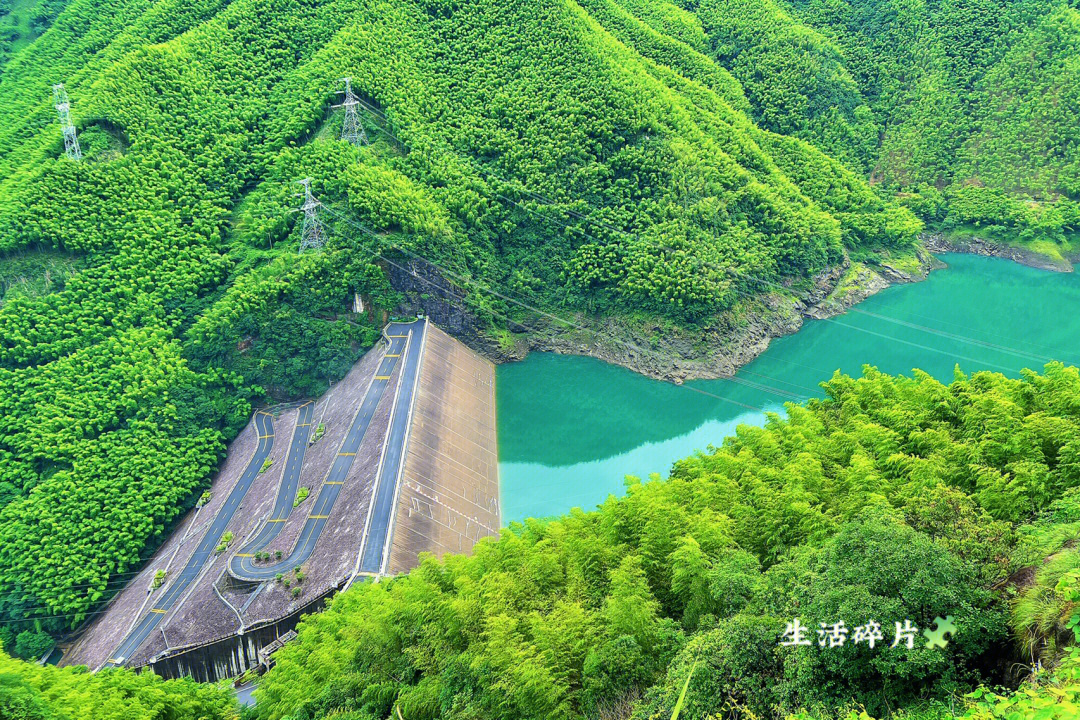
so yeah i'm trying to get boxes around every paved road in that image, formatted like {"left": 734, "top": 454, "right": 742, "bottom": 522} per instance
{"left": 234, "top": 681, "right": 257, "bottom": 707}
{"left": 229, "top": 319, "right": 426, "bottom": 582}
{"left": 224, "top": 402, "right": 315, "bottom": 574}
{"left": 358, "top": 320, "right": 426, "bottom": 575}
{"left": 102, "top": 412, "right": 276, "bottom": 668}
{"left": 102, "top": 321, "right": 425, "bottom": 667}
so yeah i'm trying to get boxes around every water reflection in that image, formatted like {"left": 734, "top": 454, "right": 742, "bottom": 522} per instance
{"left": 498, "top": 254, "right": 1080, "bottom": 522}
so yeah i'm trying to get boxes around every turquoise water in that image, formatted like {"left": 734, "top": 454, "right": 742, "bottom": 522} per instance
{"left": 497, "top": 254, "right": 1080, "bottom": 522}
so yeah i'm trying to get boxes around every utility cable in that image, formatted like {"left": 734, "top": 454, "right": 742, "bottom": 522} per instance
{"left": 350, "top": 95, "right": 1062, "bottom": 371}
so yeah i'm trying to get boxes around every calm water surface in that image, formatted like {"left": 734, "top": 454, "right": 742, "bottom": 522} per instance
{"left": 497, "top": 254, "right": 1080, "bottom": 522}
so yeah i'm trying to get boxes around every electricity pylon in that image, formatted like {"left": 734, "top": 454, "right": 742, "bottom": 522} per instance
{"left": 295, "top": 178, "right": 326, "bottom": 253}
{"left": 52, "top": 84, "right": 82, "bottom": 161}
{"left": 332, "top": 77, "right": 369, "bottom": 146}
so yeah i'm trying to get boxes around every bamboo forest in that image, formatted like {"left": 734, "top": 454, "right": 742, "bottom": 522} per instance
{"left": 1, "top": 0, "right": 1079, "bottom": 719}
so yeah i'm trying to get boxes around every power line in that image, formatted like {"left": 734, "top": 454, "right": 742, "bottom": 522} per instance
{"left": 854, "top": 295, "right": 1071, "bottom": 359}
{"left": 0, "top": 567, "right": 180, "bottom": 602}
{"left": 312, "top": 182, "right": 1031, "bottom": 414}
{"left": 0, "top": 605, "right": 126, "bottom": 626}
{"left": 0, "top": 577, "right": 167, "bottom": 616}
{"left": 847, "top": 307, "right": 1061, "bottom": 364}
{"left": 313, "top": 201, "right": 772, "bottom": 413}
{"left": 348, "top": 94, "right": 1062, "bottom": 373}
{"left": 495, "top": 191, "right": 1051, "bottom": 374}
{"left": 726, "top": 268, "right": 1018, "bottom": 374}
{"left": 312, "top": 200, "right": 819, "bottom": 403}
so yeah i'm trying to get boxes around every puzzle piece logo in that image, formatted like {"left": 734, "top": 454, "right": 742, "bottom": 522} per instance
{"left": 923, "top": 616, "right": 956, "bottom": 649}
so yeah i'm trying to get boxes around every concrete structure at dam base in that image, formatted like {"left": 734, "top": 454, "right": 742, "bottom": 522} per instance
{"left": 61, "top": 321, "right": 499, "bottom": 683}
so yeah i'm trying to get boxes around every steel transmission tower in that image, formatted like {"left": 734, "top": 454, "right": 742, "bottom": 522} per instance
{"left": 332, "top": 77, "right": 369, "bottom": 146}
{"left": 295, "top": 178, "right": 326, "bottom": 253}
{"left": 52, "top": 83, "right": 82, "bottom": 161}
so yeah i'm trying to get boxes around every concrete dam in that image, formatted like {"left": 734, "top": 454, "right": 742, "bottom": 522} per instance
{"left": 62, "top": 320, "right": 500, "bottom": 681}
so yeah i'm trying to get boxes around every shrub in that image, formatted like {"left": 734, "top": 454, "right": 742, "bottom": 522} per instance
{"left": 13, "top": 630, "right": 53, "bottom": 661}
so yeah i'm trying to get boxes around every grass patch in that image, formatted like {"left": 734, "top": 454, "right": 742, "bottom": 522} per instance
{"left": 0, "top": 248, "right": 82, "bottom": 305}
{"left": 293, "top": 487, "right": 309, "bottom": 507}
{"left": 213, "top": 531, "right": 234, "bottom": 555}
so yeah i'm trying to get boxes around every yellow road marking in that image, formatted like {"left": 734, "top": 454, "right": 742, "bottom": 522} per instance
{"left": 374, "top": 375, "right": 391, "bottom": 380}
{"left": 150, "top": 608, "right": 166, "bottom": 614}
{"left": 338, "top": 452, "right": 356, "bottom": 456}
{"left": 236, "top": 553, "right": 254, "bottom": 558}
{"left": 309, "top": 514, "right": 329, "bottom": 519}
{"left": 297, "top": 423, "right": 312, "bottom": 427}
{"left": 385, "top": 353, "right": 401, "bottom": 358}
{"left": 266, "top": 518, "right": 285, "bottom": 523}
{"left": 324, "top": 481, "right": 344, "bottom": 485}
{"left": 388, "top": 334, "right": 407, "bottom": 338}
{"left": 259, "top": 434, "right": 273, "bottom": 439}
{"left": 109, "top": 658, "right": 123, "bottom": 664}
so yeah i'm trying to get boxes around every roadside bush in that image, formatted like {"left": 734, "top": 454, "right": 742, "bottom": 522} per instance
{"left": 13, "top": 630, "right": 52, "bottom": 661}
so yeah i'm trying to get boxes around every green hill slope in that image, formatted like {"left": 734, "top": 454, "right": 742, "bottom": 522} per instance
{"left": 2, "top": 0, "right": 1080, "bottom": 710}
{"left": 0, "top": 0, "right": 922, "bottom": 639}
{"left": 0, "top": 0, "right": 68, "bottom": 73}
{"left": 748, "top": 0, "right": 1080, "bottom": 248}
{"left": 696, "top": 0, "right": 878, "bottom": 173}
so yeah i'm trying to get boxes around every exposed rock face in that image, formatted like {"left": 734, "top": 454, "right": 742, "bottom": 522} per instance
{"left": 923, "top": 231, "right": 1076, "bottom": 273}
{"left": 385, "top": 248, "right": 941, "bottom": 382}
{"left": 384, "top": 257, "right": 509, "bottom": 356}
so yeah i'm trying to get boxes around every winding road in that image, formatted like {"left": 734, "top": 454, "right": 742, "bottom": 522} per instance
{"left": 229, "top": 319, "right": 425, "bottom": 581}
{"left": 224, "top": 401, "right": 315, "bottom": 575}
{"left": 103, "top": 412, "right": 276, "bottom": 668}
{"left": 103, "top": 319, "right": 426, "bottom": 667}
{"left": 357, "top": 320, "right": 426, "bottom": 575}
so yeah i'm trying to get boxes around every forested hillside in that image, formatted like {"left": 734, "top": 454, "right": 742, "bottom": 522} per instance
{"left": 0, "top": 0, "right": 923, "bottom": 648}
{"left": 1, "top": 0, "right": 1080, "bottom": 717}
{"left": 0, "top": 0, "right": 68, "bottom": 71}
{"left": 722, "top": 0, "right": 1080, "bottom": 251}
{"left": 256, "top": 364, "right": 1080, "bottom": 719}
{"left": 0, "top": 642, "right": 236, "bottom": 719}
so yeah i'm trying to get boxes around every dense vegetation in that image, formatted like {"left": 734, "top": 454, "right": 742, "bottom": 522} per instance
{"left": 253, "top": 364, "right": 1080, "bottom": 719}
{"left": 706, "top": 0, "right": 1080, "bottom": 249}
{"left": 0, "top": 641, "right": 237, "bottom": 719}
{"left": 0, "top": 0, "right": 68, "bottom": 72}
{"left": 1, "top": 0, "right": 1080, "bottom": 717}
{"left": 0, "top": 0, "right": 927, "bottom": 643}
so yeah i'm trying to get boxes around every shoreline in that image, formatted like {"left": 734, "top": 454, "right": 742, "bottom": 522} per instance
{"left": 922, "top": 231, "right": 1078, "bottom": 273}
{"left": 488, "top": 248, "right": 939, "bottom": 383}
{"left": 391, "top": 234, "right": 1067, "bottom": 383}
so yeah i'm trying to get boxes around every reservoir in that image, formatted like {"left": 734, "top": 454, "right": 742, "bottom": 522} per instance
{"left": 497, "top": 253, "right": 1080, "bottom": 522}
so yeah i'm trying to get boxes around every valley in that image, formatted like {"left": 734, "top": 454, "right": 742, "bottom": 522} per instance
{"left": 2, "top": 1, "right": 1080, "bottom": 719}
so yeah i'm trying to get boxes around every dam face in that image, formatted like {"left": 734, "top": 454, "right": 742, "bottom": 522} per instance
{"left": 62, "top": 321, "right": 499, "bottom": 682}
{"left": 386, "top": 323, "right": 500, "bottom": 575}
